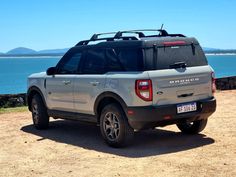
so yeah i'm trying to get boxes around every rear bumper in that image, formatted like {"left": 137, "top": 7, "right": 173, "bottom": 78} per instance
{"left": 126, "top": 97, "right": 216, "bottom": 130}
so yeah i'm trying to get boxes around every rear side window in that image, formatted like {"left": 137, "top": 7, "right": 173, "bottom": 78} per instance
{"left": 147, "top": 44, "right": 207, "bottom": 70}
{"left": 106, "top": 48, "right": 143, "bottom": 72}
{"left": 106, "top": 49, "right": 124, "bottom": 71}
{"left": 82, "top": 49, "right": 106, "bottom": 74}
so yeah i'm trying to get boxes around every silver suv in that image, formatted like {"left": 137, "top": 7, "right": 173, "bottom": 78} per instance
{"left": 27, "top": 29, "right": 216, "bottom": 147}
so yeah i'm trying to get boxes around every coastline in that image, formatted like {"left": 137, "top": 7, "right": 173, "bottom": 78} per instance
{"left": 0, "top": 56, "right": 62, "bottom": 58}
{"left": 0, "top": 53, "right": 236, "bottom": 58}
{"left": 205, "top": 53, "right": 236, "bottom": 56}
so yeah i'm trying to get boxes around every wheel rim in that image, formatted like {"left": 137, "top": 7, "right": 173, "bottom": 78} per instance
{"left": 103, "top": 112, "right": 120, "bottom": 141}
{"left": 32, "top": 102, "right": 39, "bottom": 124}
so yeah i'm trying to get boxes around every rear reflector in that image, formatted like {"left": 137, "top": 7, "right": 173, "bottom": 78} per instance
{"left": 127, "top": 110, "right": 134, "bottom": 115}
{"left": 135, "top": 79, "right": 153, "bottom": 101}
{"left": 163, "top": 115, "right": 171, "bottom": 120}
{"left": 163, "top": 41, "right": 186, "bottom": 46}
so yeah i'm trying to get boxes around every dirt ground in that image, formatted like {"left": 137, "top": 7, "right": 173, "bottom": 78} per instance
{"left": 0, "top": 91, "right": 235, "bottom": 177}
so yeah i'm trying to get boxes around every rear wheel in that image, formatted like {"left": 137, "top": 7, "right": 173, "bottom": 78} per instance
{"left": 100, "top": 103, "right": 134, "bottom": 147}
{"left": 177, "top": 119, "right": 208, "bottom": 134}
{"left": 31, "top": 94, "right": 49, "bottom": 129}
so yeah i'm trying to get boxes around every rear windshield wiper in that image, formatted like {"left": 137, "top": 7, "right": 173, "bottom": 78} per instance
{"left": 169, "top": 62, "right": 187, "bottom": 69}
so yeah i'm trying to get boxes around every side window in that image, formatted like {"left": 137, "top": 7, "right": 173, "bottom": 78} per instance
{"left": 116, "top": 48, "right": 143, "bottom": 71}
{"left": 106, "top": 49, "right": 123, "bottom": 72}
{"left": 57, "top": 53, "right": 82, "bottom": 74}
{"left": 82, "top": 49, "right": 106, "bottom": 74}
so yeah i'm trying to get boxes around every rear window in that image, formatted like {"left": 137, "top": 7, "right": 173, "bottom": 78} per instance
{"left": 146, "top": 44, "right": 208, "bottom": 70}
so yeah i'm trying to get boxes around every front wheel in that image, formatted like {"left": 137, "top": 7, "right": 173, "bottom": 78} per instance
{"left": 31, "top": 94, "right": 49, "bottom": 129}
{"left": 100, "top": 103, "right": 134, "bottom": 147}
{"left": 176, "top": 119, "right": 208, "bottom": 134}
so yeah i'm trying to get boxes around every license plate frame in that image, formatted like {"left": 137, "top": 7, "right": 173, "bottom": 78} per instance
{"left": 177, "top": 102, "right": 197, "bottom": 114}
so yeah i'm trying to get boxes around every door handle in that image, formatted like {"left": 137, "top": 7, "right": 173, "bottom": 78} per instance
{"left": 62, "top": 80, "right": 71, "bottom": 85}
{"left": 90, "top": 81, "right": 100, "bottom": 86}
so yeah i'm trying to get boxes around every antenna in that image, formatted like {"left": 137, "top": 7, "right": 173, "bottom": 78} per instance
{"left": 160, "top": 24, "right": 164, "bottom": 30}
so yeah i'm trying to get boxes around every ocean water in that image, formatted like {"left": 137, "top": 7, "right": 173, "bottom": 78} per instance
{"left": 206, "top": 55, "right": 236, "bottom": 78}
{"left": 0, "top": 57, "right": 60, "bottom": 94}
{"left": 0, "top": 55, "right": 235, "bottom": 94}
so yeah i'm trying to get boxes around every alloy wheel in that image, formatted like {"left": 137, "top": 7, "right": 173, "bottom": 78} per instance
{"left": 103, "top": 112, "right": 120, "bottom": 141}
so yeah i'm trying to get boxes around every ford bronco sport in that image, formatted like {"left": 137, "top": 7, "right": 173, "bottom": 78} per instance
{"left": 27, "top": 29, "right": 216, "bottom": 147}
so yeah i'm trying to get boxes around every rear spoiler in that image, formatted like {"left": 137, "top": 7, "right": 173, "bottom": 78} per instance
{"left": 144, "top": 37, "right": 199, "bottom": 47}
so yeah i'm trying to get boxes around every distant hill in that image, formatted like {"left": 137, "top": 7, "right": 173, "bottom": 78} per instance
{"left": 203, "top": 47, "right": 220, "bottom": 51}
{"left": 6, "top": 47, "right": 37, "bottom": 55}
{"left": 0, "top": 47, "right": 68, "bottom": 57}
{"left": 38, "top": 48, "right": 69, "bottom": 54}
{"left": 203, "top": 47, "right": 236, "bottom": 54}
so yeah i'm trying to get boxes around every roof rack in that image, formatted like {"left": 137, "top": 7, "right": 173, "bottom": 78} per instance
{"left": 114, "top": 31, "right": 146, "bottom": 38}
{"left": 114, "top": 29, "right": 185, "bottom": 38}
{"left": 75, "top": 29, "right": 186, "bottom": 46}
{"left": 89, "top": 32, "right": 117, "bottom": 41}
{"left": 75, "top": 31, "right": 139, "bottom": 46}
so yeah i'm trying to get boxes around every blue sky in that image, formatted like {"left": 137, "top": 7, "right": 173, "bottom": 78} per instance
{"left": 0, "top": 0, "right": 236, "bottom": 52}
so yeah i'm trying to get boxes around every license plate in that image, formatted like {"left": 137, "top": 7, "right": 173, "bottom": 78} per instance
{"left": 177, "top": 102, "right": 197, "bottom": 114}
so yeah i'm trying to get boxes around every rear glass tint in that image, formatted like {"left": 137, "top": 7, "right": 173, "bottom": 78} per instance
{"left": 151, "top": 45, "right": 207, "bottom": 70}
{"left": 107, "top": 48, "right": 143, "bottom": 71}
{"left": 117, "top": 48, "right": 143, "bottom": 71}
{"left": 82, "top": 49, "right": 106, "bottom": 74}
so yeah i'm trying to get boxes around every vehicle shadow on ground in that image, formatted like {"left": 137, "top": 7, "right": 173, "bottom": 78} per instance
{"left": 21, "top": 120, "right": 215, "bottom": 158}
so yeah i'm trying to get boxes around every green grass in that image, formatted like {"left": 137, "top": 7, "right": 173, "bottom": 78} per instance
{"left": 0, "top": 106, "right": 28, "bottom": 114}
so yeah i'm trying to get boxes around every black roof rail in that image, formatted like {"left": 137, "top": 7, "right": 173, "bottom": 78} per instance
{"left": 75, "top": 36, "right": 139, "bottom": 46}
{"left": 89, "top": 32, "right": 117, "bottom": 41}
{"left": 75, "top": 32, "right": 117, "bottom": 46}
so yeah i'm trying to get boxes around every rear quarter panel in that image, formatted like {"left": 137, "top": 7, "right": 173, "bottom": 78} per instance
{"left": 104, "top": 71, "right": 152, "bottom": 107}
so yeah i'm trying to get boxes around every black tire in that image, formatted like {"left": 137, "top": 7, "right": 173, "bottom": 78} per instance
{"left": 177, "top": 118, "right": 208, "bottom": 134}
{"left": 100, "top": 103, "right": 134, "bottom": 148}
{"left": 31, "top": 94, "right": 49, "bottom": 129}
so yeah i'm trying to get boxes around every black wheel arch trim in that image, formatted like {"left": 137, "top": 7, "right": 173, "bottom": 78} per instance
{"left": 27, "top": 86, "right": 47, "bottom": 111}
{"left": 94, "top": 92, "right": 128, "bottom": 116}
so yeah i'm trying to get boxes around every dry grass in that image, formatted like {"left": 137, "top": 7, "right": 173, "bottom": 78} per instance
{"left": 0, "top": 106, "right": 27, "bottom": 114}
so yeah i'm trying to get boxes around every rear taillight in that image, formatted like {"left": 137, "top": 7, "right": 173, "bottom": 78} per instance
{"left": 211, "top": 72, "right": 216, "bottom": 94}
{"left": 135, "top": 79, "right": 153, "bottom": 101}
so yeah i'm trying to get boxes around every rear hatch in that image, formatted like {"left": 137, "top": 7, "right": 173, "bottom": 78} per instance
{"left": 144, "top": 37, "right": 214, "bottom": 106}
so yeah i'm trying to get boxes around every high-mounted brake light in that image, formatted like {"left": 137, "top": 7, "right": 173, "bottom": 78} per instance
{"left": 135, "top": 79, "right": 153, "bottom": 101}
{"left": 163, "top": 41, "right": 186, "bottom": 46}
{"left": 211, "top": 72, "right": 216, "bottom": 94}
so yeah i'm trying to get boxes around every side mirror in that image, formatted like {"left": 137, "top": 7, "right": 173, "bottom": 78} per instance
{"left": 46, "top": 67, "right": 56, "bottom": 75}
